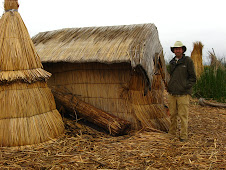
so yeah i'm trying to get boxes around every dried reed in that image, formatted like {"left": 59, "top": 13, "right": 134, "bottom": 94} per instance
{"left": 0, "top": 102, "right": 225, "bottom": 169}
{"left": 191, "top": 41, "right": 204, "bottom": 78}
{"left": 44, "top": 62, "right": 170, "bottom": 131}
{"left": 32, "top": 23, "right": 163, "bottom": 84}
{"left": 208, "top": 49, "right": 225, "bottom": 71}
{"left": 32, "top": 23, "right": 168, "bottom": 132}
{"left": 0, "top": 1, "right": 64, "bottom": 147}
{"left": 4, "top": 0, "right": 19, "bottom": 11}
{"left": 126, "top": 71, "right": 170, "bottom": 132}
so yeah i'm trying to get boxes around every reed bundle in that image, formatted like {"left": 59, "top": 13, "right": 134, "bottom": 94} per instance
{"left": 51, "top": 87, "right": 131, "bottom": 136}
{"left": 208, "top": 49, "right": 225, "bottom": 71}
{"left": 0, "top": 0, "right": 64, "bottom": 147}
{"left": 191, "top": 41, "right": 204, "bottom": 78}
{"left": 4, "top": 0, "right": 19, "bottom": 11}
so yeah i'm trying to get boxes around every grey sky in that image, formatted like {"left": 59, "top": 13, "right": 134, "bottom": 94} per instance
{"left": 0, "top": 0, "right": 225, "bottom": 63}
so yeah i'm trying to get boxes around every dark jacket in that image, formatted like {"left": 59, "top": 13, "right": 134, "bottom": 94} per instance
{"left": 168, "top": 55, "right": 196, "bottom": 95}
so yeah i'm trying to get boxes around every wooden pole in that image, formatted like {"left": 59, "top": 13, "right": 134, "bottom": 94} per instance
{"left": 51, "top": 87, "right": 131, "bottom": 136}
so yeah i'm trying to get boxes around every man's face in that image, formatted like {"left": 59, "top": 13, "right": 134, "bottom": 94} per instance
{"left": 173, "top": 47, "right": 183, "bottom": 58}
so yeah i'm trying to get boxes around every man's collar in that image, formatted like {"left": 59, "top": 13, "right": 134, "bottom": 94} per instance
{"left": 174, "top": 54, "right": 185, "bottom": 60}
{"left": 170, "top": 54, "right": 186, "bottom": 64}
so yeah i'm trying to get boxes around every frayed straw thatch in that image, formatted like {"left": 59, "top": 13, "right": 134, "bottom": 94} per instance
{"left": 191, "top": 41, "right": 204, "bottom": 78}
{"left": 0, "top": 68, "right": 51, "bottom": 83}
{"left": 125, "top": 69, "right": 170, "bottom": 131}
{"left": 208, "top": 49, "right": 225, "bottom": 71}
{"left": 0, "top": 0, "right": 64, "bottom": 147}
{"left": 32, "top": 23, "right": 163, "bottom": 85}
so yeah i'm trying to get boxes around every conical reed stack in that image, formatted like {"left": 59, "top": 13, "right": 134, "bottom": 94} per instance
{"left": 0, "top": 0, "right": 64, "bottom": 147}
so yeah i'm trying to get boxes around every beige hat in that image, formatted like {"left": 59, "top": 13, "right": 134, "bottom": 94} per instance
{"left": 170, "top": 41, "right": 187, "bottom": 53}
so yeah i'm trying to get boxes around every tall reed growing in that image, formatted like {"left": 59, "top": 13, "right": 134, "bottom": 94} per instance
{"left": 193, "top": 65, "right": 226, "bottom": 103}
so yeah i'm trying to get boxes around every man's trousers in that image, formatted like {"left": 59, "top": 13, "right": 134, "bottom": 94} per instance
{"left": 168, "top": 94, "right": 190, "bottom": 140}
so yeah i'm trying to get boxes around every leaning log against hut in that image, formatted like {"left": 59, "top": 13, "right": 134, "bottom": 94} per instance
{"left": 32, "top": 24, "right": 170, "bottom": 132}
{"left": 0, "top": 0, "right": 64, "bottom": 147}
{"left": 51, "top": 87, "right": 131, "bottom": 136}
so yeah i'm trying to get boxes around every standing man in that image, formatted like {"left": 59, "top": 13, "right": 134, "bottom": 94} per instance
{"left": 168, "top": 41, "right": 196, "bottom": 142}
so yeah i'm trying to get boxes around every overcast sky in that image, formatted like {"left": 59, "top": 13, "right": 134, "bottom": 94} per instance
{"left": 0, "top": 0, "right": 225, "bottom": 63}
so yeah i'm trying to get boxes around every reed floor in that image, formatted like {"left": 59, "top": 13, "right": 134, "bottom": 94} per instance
{"left": 0, "top": 93, "right": 225, "bottom": 169}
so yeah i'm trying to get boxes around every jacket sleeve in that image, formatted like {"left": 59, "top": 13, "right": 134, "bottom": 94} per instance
{"left": 186, "top": 58, "right": 197, "bottom": 89}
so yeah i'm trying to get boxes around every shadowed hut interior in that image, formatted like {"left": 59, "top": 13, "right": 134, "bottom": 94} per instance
{"left": 0, "top": 0, "right": 64, "bottom": 147}
{"left": 32, "top": 24, "right": 170, "bottom": 132}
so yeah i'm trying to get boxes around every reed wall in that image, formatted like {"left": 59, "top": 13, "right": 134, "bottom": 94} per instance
{"left": 43, "top": 62, "right": 169, "bottom": 131}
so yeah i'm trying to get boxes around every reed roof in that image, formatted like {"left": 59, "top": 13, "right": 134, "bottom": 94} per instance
{"left": 32, "top": 24, "right": 163, "bottom": 82}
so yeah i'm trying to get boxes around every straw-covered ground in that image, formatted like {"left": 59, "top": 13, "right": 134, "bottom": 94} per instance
{"left": 0, "top": 96, "right": 225, "bottom": 169}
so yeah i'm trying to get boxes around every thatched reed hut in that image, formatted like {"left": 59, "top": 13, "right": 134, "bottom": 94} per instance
{"left": 191, "top": 41, "right": 204, "bottom": 78}
{"left": 32, "top": 24, "right": 170, "bottom": 131}
{"left": 0, "top": 0, "right": 64, "bottom": 147}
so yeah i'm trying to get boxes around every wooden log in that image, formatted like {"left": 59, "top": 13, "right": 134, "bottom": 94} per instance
{"left": 51, "top": 87, "right": 131, "bottom": 136}
{"left": 199, "top": 98, "right": 226, "bottom": 108}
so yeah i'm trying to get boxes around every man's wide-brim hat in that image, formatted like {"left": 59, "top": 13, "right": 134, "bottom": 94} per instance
{"left": 170, "top": 41, "right": 187, "bottom": 53}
